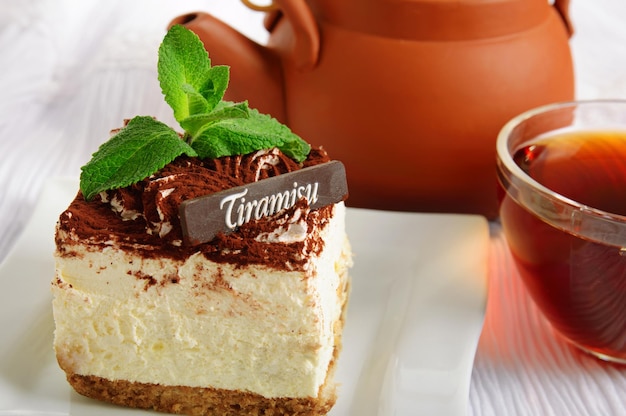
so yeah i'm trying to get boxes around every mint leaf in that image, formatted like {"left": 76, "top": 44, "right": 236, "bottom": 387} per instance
{"left": 191, "top": 108, "right": 310, "bottom": 162}
{"left": 80, "top": 116, "right": 197, "bottom": 201}
{"left": 203, "top": 65, "right": 230, "bottom": 110}
{"left": 158, "top": 24, "right": 213, "bottom": 121}
{"left": 181, "top": 83, "right": 210, "bottom": 116}
{"left": 278, "top": 135, "right": 313, "bottom": 162}
{"left": 180, "top": 101, "right": 250, "bottom": 137}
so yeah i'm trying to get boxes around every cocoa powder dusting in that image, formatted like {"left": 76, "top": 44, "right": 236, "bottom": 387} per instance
{"left": 57, "top": 147, "right": 335, "bottom": 270}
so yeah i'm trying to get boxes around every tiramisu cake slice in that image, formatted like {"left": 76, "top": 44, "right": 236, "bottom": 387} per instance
{"left": 51, "top": 25, "right": 351, "bottom": 416}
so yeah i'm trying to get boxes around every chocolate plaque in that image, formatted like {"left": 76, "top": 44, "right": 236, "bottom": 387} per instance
{"left": 179, "top": 161, "right": 348, "bottom": 245}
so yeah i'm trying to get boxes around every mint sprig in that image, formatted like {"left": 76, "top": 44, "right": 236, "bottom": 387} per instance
{"left": 158, "top": 25, "right": 227, "bottom": 119}
{"left": 80, "top": 24, "right": 310, "bottom": 201}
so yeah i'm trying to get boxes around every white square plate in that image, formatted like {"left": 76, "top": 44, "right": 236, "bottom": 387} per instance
{"left": 0, "top": 178, "right": 488, "bottom": 416}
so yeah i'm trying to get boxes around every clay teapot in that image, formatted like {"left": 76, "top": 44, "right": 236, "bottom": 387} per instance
{"left": 170, "top": 0, "right": 574, "bottom": 218}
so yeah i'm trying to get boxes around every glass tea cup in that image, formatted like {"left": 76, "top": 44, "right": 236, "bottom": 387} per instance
{"left": 496, "top": 100, "right": 626, "bottom": 363}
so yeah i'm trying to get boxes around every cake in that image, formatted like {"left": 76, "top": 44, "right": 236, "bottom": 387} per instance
{"left": 51, "top": 25, "right": 352, "bottom": 416}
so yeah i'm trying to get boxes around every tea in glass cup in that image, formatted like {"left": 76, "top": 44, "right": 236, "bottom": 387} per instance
{"left": 496, "top": 100, "right": 626, "bottom": 363}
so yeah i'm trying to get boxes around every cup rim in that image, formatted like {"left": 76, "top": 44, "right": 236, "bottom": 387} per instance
{"left": 496, "top": 99, "right": 626, "bottom": 246}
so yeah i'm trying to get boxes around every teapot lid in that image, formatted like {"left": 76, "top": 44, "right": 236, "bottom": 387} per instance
{"left": 309, "top": 0, "right": 556, "bottom": 41}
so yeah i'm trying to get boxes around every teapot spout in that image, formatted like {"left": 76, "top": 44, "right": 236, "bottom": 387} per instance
{"left": 169, "top": 12, "right": 286, "bottom": 122}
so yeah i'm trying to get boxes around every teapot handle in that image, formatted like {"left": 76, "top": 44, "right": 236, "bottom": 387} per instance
{"left": 241, "top": 0, "right": 320, "bottom": 70}
{"left": 554, "top": 0, "right": 574, "bottom": 37}
{"left": 241, "top": 0, "right": 277, "bottom": 12}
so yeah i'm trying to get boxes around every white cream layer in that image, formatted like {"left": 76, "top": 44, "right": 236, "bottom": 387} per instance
{"left": 52, "top": 203, "right": 350, "bottom": 399}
